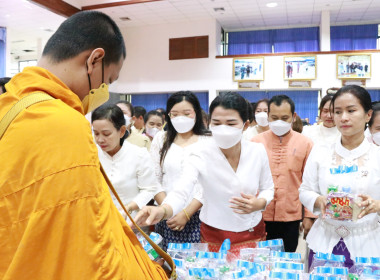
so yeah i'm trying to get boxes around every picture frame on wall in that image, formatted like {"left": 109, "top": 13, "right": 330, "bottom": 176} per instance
{"left": 233, "top": 57, "right": 264, "bottom": 82}
{"left": 283, "top": 55, "right": 317, "bottom": 80}
{"left": 336, "top": 53, "right": 371, "bottom": 79}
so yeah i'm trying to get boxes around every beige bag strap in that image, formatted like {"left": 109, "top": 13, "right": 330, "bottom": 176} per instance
{"left": 0, "top": 92, "right": 176, "bottom": 279}
{"left": 0, "top": 92, "right": 54, "bottom": 140}
{"left": 100, "top": 165, "right": 177, "bottom": 279}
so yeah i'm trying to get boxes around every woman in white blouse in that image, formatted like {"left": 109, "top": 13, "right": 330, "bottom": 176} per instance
{"left": 151, "top": 91, "right": 210, "bottom": 250}
{"left": 299, "top": 85, "right": 380, "bottom": 269}
{"left": 243, "top": 99, "right": 270, "bottom": 141}
{"left": 302, "top": 94, "right": 341, "bottom": 145}
{"left": 137, "top": 92, "right": 274, "bottom": 253}
{"left": 92, "top": 105, "right": 159, "bottom": 219}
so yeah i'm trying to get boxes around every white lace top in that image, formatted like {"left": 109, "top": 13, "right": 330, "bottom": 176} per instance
{"left": 150, "top": 131, "right": 205, "bottom": 206}
{"left": 299, "top": 138, "right": 380, "bottom": 258}
{"left": 302, "top": 123, "right": 341, "bottom": 146}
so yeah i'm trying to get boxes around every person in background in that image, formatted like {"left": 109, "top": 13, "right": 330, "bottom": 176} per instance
{"left": 116, "top": 100, "right": 151, "bottom": 150}
{"left": 243, "top": 99, "right": 269, "bottom": 140}
{"left": 292, "top": 115, "right": 303, "bottom": 133}
{"left": 251, "top": 95, "right": 315, "bottom": 252}
{"left": 0, "top": 11, "right": 166, "bottom": 279}
{"left": 144, "top": 110, "right": 164, "bottom": 141}
{"left": 367, "top": 101, "right": 380, "bottom": 146}
{"left": 201, "top": 109, "right": 209, "bottom": 129}
{"left": 156, "top": 107, "right": 168, "bottom": 131}
{"left": 150, "top": 91, "right": 210, "bottom": 250}
{"left": 303, "top": 94, "right": 341, "bottom": 145}
{"left": 136, "top": 92, "right": 274, "bottom": 254}
{"left": 132, "top": 105, "right": 146, "bottom": 133}
{"left": 92, "top": 105, "right": 159, "bottom": 220}
{"left": 0, "top": 77, "right": 11, "bottom": 94}
{"left": 299, "top": 85, "right": 380, "bottom": 268}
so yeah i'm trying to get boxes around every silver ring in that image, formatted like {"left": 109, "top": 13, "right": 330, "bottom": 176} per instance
{"left": 175, "top": 226, "right": 179, "bottom": 230}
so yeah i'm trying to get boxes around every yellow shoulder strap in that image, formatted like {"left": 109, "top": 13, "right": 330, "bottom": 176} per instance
{"left": 0, "top": 92, "right": 177, "bottom": 279}
{"left": 0, "top": 92, "right": 54, "bottom": 140}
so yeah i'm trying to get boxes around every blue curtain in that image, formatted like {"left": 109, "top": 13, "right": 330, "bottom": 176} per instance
{"left": 130, "top": 91, "right": 209, "bottom": 113}
{"left": 273, "top": 27, "right": 320, "bottom": 53}
{"left": 367, "top": 89, "right": 380, "bottom": 103}
{"left": 267, "top": 90, "right": 319, "bottom": 124}
{"left": 331, "top": 24, "right": 378, "bottom": 51}
{"left": 228, "top": 30, "right": 272, "bottom": 55}
{"left": 0, "top": 27, "right": 6, "bottom": 77}
{"left": 228, "top": 27, "right": 319, "bottom": 55}
{"left": 237, "top": 91, "right": 268, "bottom": 103}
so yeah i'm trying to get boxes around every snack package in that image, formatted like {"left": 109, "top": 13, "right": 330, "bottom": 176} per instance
{"left": 258, "top": 239, "right": 284, "bottom": 252}
{"left": 324, "top": 192, "right": 361, "bottom": 222}
{"left": 309, "top": 253, "right": 345, "bottom": 272}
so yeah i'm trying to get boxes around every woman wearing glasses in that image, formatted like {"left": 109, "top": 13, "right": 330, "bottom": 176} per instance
{"left": 150, "top": 91, "right": 210, "bottom": 249}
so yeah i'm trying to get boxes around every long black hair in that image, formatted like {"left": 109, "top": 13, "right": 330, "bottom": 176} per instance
{"left": 91, "top": 104, "right": 128, "bottom": 146}
{"left": 160, "top": 91, "right": 210, "bottom": 165}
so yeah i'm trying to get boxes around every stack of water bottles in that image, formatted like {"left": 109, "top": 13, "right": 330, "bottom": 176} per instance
{"left": 135, "top": 232, "right": 377, "bottom": 280}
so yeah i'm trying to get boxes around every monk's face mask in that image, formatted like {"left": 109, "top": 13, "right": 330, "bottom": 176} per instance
{"left": 82, "top": 60, "right": 109, "bottom": 115}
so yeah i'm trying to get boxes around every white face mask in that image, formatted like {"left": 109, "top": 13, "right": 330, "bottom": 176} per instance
{"left": 372, "top": 132, "right": 380, "bottom": 146}
{"left": 124, "top": 115, "right": 132, "bottom": 127}
{"left": 210, "top": 125, "right": 243, "bottom": 149}
{"left": 171, "top": 116, "right": 196, "bottom": 134}
{"left": 269, "top": 120, "right": 292, "bottom": 136}
{"left": 146, "top": 126, "right": 160, "bottom": 138}
{"left": 255, "top": 112, "right": 269, "bottom": 127}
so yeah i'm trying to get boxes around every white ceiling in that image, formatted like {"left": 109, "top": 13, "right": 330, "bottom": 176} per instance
{"left": 1, "top": 0, "right": 380, "bottom": 58}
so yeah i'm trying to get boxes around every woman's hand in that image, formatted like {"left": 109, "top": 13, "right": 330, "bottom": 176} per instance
{"left": 314, "top": 195, "right": 327, "bottom": 216}
{"left": 166, "top": 211, "right": 188, "bottom": 231}
{"left": 357, "top": 194, "right": 380, "bottom": 219}
{"left": 229, "top": 193, "right": 266, "bottom": 214}
{"left": 134, "top": 205, "right": 166, "bottom": 227}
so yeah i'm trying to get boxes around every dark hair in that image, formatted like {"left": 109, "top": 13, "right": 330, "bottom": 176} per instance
{"left": 116, "top": 100, "right": 134, "bottom": 116}
{"left": 250, "top": 102, "right": 257, "bottom": 121}
{"left": 253, "top": 99, "right": 269, "bottom": 113}
{"left": 160, "top": 91, "right": 210, "bottom": 165}
{"left": 42, "top": 11, "right": 126, "bottom": 66}
{"left": 210, "top": 92, "right": 248, "bottom": 123}
{"left": 156, "top": 108, "right": 166, "bottom": 115}
{"left": 91, "top": 104, "right": 128, "bottom": 146}
{"left": 246, "top": 99, "right": 254, "bottom": 123}
{"left": 368, "top": 102, "right": 380, "bottom": 128}
{"left": 268, "top": 95, "right": 295, "bottom": 115}
{"left": 133, "top": 106, "right": 146, "bottom": 118}
{"left": 319, "top": 94, "right": 334, "bottom": 116}
{"left": 0, "top": 77, "right": 11, "bottom": 93}
{"left": 292, "top": 115, "right": 303, "bottom": 133}
{"left": 331, "top": 85, "right": 372, "bottom": 114}
{"left": 144, "top": 110, "right": 164, "bottom": 123}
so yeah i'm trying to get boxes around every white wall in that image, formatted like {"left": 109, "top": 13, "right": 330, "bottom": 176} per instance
{"left": 110, "top": 18, "right": 380, "bottom": 104}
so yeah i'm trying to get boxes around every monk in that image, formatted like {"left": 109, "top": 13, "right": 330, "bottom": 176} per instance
{"left": 0, "top": 11, "right": 167, "bottom": 279}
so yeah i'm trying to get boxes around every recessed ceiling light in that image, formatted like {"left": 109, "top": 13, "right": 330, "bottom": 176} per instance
{"left": 266, "top": 2, "right": 278, "bottom": 8}
{"left": 120, "top": 17, "right": 131, "bottom": 21}
{"left": 214, "top": 7, "right": 225, "bottom": 12}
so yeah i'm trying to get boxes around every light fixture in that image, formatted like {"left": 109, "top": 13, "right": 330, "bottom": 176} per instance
{"left": 266, "top": 2, "right": 278, "bottom": 8}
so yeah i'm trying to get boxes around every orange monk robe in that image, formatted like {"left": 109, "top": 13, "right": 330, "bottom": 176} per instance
{"left": 0, "top": 67, "right": 167, "bottom": 280}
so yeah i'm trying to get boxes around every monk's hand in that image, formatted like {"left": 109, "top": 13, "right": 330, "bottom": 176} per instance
{"left": 301, "top": 217, "right": 315, "bottom": 239}
{"left": 166, "top": 211, "right": 188, "bottom": 231}
{"left": 357, "top": 194, "right": 380, "bottom": 219}
{"left": 134, "top": 205, "right": 165, "bottom": 226}
{"left": 229, "top": 193, "right": 266, "bottom": 214}
{"left": 314, "top": 195, "right": 327, "bottom": 217}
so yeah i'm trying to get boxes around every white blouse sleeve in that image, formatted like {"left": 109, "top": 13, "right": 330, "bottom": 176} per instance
{"left": 163, "top": 152, "right": 201, "bottom": 216}
{"left": 257, "top": 145, "right": 274, "bottom": 207}
{"left": 150, "top": 131, "right": 165, "bottom": 194}
{"left": 133, "top": 148, "right": 160, "bottom": 209}
{"left": 299, "top": 146, "right": 322, "bottom": 215}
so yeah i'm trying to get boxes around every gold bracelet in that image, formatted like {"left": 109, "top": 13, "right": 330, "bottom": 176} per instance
{"left": 182, "top": 209, "right": 191, "bottom": 221}
{"left": 160, "top": 205, "right": 167, "bottom": 222}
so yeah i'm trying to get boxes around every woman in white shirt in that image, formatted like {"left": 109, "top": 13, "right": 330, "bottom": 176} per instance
{"left": 92, "top": 105, "right": 159, "bottom": 219}
{"left": 144, "top": 110, "right": 164, "bottom": 141}
{"left": 299, "top": 85, "right": 380, "bottom": 269}
{"left": 302, "top": 94, "right": 341, "bottom": 145}
{"left": 367, "top": 102, "right": 380, "bottom": 146}
{"left": 137, "top": 92, "right": 274, "bottom": 253}
{"left": 243, "top": 99, "right": 270, "bottom": 140}
{"left": 151, "top": 91, "right": 210, "bottom": 249}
